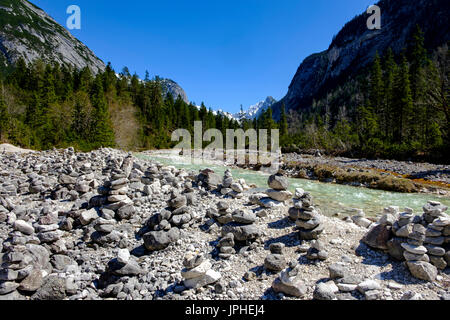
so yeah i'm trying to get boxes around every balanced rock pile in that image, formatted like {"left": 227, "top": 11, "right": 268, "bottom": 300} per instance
{"left": 181, "top": 253, "right": 221, "bottom": 289}
{"left": 264, "top": 242, "right": 287, "bottom": 272}
{"left": 218, "top": 169, "right": 250, "bottom": 199}
{"left": 217, "top": 233, "right": 235, "bottom": 259}
{"left": 249, "top": 173, "right": 291, "bottom": 209}
{"left": 305, "top": 240, "right": 328, "bottom": 261}
{"left": 271, "top": 261, "right": 307, "bottom": 297}
{"left": 363, "top": 201, "right": 449, "bottom": 281}
{"left": 288, "top": 189, "right": 325, "bottom": 240}
{"left": 197, "top": 169, "right": 221, "bottom": 191}
{"left": 207, "top": 201, "right": 233, "bottom": 225}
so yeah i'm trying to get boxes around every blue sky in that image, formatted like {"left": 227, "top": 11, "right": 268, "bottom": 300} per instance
{"left": 31, "top": 0, "right": 375, "bottom": 114}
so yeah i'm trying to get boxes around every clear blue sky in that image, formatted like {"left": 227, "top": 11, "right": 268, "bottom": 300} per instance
{"left": 31, "top": 0, "right": 374, "bottom": 114}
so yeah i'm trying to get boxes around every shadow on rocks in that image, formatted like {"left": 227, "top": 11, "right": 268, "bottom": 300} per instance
{"left": 267, "top": 217, "right": 295, "bottom": 230}
{"left": 355, "top": 241, "right": 391, "bottom": 267}
{"left": 264, "top": 232, "right": 300, "bottom": 249}
{"left": 355, "top": 241, "right": 427, "bottom": 286}
{"left": 376, "top": 264, "right": 428, "bottom": 286}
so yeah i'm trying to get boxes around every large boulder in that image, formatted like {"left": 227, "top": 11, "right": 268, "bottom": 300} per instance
{"left": 406, "top": 261, "right": 438, "bottom": 282}
{"left": 31, "top": 275, "right": 66, "bottom": 300}
{"left": 362, "top": 224, "right": 392, "bottom": 250}
{"left": 221, "top": 223, "right": 261, "bottom": 242}
{"left": 143, "top": 228, "right": 181, "bottom": 251}
{"left": 268, "top": 174, "right": 289, "bottom": 191}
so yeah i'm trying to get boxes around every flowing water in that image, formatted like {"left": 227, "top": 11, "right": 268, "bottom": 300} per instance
{"left": 136, "top": 152, "right": 450, "bottom": 217}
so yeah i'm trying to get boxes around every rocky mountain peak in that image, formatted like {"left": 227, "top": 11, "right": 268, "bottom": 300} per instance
{"left": 0, "top": 0, "right": 105, "bottom": 74}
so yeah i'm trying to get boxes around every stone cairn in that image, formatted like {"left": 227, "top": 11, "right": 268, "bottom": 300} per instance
{"left": 217, "top": 232, "right": 235, "bottom": 259}
{"left": 181, "top": 253, "right": 221, "bottom": 289}
{"left": 218, "top": 169, "right": 251, "bottom": 199}
{"left": 89, "top": 155, "right": 136, "bottom": 247}
{"left": 271, "top": 261, "right": 307, "bottom": 298}
{"left": 142, "top": 192, "right": 186, "bottom": 252}
{"left": 363, "top": 201, "right": 449, "bottom": 282}
{"left": 264, "top": 242, "right": 287, "bottom": 272}
{"left": 288, "top": 188, "right": 325, "bottom": 241}
{"left": 249, "top": 173, "right": 292, "bottom": 209}
{"left": 216, "top": 207, "right": 260, "bottom": 259}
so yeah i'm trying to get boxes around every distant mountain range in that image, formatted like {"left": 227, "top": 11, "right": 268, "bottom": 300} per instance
{"left": 233, "top": 96, "right": 277, "bottom": 121}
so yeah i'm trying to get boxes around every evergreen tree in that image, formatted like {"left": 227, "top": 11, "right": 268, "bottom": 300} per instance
{"left": 90, "top": 77, "right": 115, "bottom": 148}
{"left": 279, "top": 103, "right": 288, "bottom": 138}
{"left": 393, "top": 54, "right": 414, "bottom": 144}
{"left": 383, "top": 48, "right": 397, "bottom": 142}
{"left": 369, "top": 52, "right": 384, "bottom": 127}
{"left": 0, "top": 86, "right": 9, "bottom": 140}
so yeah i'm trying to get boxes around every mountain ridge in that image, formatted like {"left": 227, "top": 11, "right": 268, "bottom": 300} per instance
{"left": 0, "top": 0, "right": 105, "bottom": 74}
{"left": 271, "top": 0, "right": 450, "bottom": 120}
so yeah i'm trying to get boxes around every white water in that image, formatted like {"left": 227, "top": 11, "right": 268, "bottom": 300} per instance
{"left": 136, "top": 152, "right": 450, "bottom": 217}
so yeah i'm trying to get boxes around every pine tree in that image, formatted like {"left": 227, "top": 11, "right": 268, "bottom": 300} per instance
{"left": 383, "top": 48, "right": 397, "bottom": 142}
{"left": 0, "top": 85, "right": 9, "bottom": 140}
{"left": 279, "top": 103, "right": 289, "bottom": 145}
{"left": 90, "top": 77, "right": 115, "bottom": 148}
{"left": 409, "top": 25, "right": 429, "bottom": 145}
{"left": 369, "top": 52, "right": 384, "bottom": 128}
{"left": 393, "top": 54, "right": 414, "bottom": 144}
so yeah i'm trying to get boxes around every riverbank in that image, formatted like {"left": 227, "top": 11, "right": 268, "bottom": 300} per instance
{"left": 143, "top": 149, "right": 450, "bottom": 196}
{"left": 0, "top": 147, "right": 448, "bottom": 300}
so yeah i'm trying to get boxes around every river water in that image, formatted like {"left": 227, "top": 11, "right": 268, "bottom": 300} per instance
{"left": 136, "top": 152, "right": 450, "bottom": 217}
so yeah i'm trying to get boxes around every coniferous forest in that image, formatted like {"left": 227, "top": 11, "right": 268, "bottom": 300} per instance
{"left": 0, "top": 27, "right": 448, "bottom": 163}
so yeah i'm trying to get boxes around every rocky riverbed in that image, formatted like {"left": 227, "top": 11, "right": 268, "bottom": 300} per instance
{"left": 0, "top": 147, "right": 449, "bottom": 300}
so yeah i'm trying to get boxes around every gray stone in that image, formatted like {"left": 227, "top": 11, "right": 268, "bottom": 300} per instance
{"left": 429, "top": 255, "right": 447, "bottom": 270}
{"left": 116, "top": 204, "right": 135, "bottom": 220}
{"left": 395, "top": 224, "right": 413, "bottom": 237}
{"left": 183, "top": 254, "right": 205, "bottom": 269}
{"left": 221, "top": 223, "right": 261, "bottom": 242}
{"left": 424, "top": 236, "right": 445, "bottom": 246}
{"left": 329, "top": 263, "right": 348, "bottom": 279}
{"left": 357, "top": 280, "right": 382, "bottom": 293}
{"left": 232, "top": 210, "right": 256, "bottom": 224}
{"left": 313, "top": 281, "right": 338, "bottom": 300}
{"left": 362, "top": 224, "right": 392, "bottom": 250}
{"left": 18, "top": 269, "right": 43, "bottom": 292}
{"left": 169, "top": 196, "right": 187, "bottom": 209}
{"left": 32, "top": 275, "right": 66, "bottom": 300}
{"left": 403, "top": 251, "right": 429, "bottom": 262}
{"left": 0, "top": 282, "right": 19, "bottom": 295}
{"left": 268, "top": 174, "right": 289, "bottom": 191}
{"left": 79, "top": 208, "right": 98, "bottom": 225}
{"left": 298, "top": 224, "right": 324, "bottom": 240}
{"left": 14, "top": 220, "right": 34, "bottom": 235}
{"left": 406, "top": 261, "right": 438, "bottom": 281}
{"left": 117, "top": 249, "right": 130, "bottom": 265}
{"left": 401, "top": 243, "right": 427, "bottom": 255}
{"left": 183, "top": 269, "right": 221, "bottom": 289}
{"left": 264, "top": 254, "right": 286, "bottom": 272}
{"left": 425, "top": 245, "right": 445, "bottom": 256}
{"left": 272, "top": 277, "right": 306, "bottom": 297}
{"left": 265, "top": 189, "right": 292, "bottom": 202}
{"left": 143, "top": 228, "right": 180, "bottom": 251}
{"left": 51, "top": 255, "right": 76, "bottom": 271}
{"left": 269, "top": 243, "right": 285, "bottom": 254}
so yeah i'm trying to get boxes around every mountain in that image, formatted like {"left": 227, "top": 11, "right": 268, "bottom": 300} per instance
{"left": 271, "top": 0, "right": 450, "bottom": 120}
{"left": 234, "top": 96, "right": 277, "bottom": 121}
{"left": 159, "top": 79, "right": 189, "bottom": 104}
{"left": 0, "top": 0, "right": 105, "bottom": 74}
